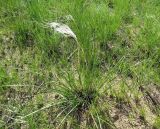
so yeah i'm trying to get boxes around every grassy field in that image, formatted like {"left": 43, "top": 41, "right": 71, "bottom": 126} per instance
{"left": 0, "top": 0, "right": 160, "bottom": 128}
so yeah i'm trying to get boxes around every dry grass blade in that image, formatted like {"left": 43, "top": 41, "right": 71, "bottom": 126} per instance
{"left": 57, "top": 104, "right": 78, "bottom": 129}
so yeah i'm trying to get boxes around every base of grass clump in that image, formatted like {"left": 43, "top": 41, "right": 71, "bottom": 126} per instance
{"left": 51, "top": 69, "right": 115, "bottom": 128}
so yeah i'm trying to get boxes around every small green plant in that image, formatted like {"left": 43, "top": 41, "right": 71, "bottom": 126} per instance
{"left": 153, "top": 117, "right": 160, "bottom": 129}
{"left": 139, "top": 108, "right": 146, "bottom": 122}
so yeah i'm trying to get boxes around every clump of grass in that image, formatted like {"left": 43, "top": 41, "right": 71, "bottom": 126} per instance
{"left": 52, "top": 69, "right": 113, "bottom": 128}
{"left": 3, "top": 68, "right": 114, "bottom": 129}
